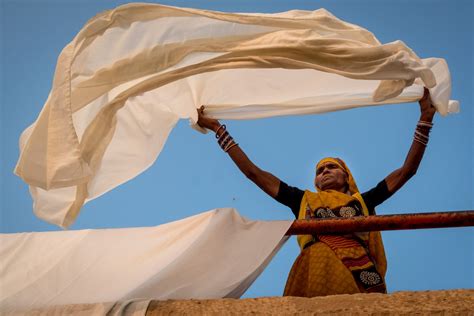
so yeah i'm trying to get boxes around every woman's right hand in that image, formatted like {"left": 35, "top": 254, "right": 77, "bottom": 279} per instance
{"left": 197, "top": 106, "right": 221, "bottom": 132}
{"left": 419, "top": 88, "right": 436, "bottom": 122}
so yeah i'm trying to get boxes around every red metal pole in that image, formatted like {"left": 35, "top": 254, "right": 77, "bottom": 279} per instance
{"left": 285, "top": 210, "right": 474, "bottom": 235}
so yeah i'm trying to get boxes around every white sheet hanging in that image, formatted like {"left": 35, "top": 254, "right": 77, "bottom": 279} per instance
{"left": 0, "top": 208, "right": 292, "bottom": 312}
{"left": 13, "top": 3, "right": 458, "bottom": 227}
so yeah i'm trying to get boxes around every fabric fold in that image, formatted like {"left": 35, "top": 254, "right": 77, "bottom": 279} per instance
{"left": 14, "top": 3, "right": 458, "bottom": 227}
{"left": 0, "top": 208, "right": 293, "bottom": 312}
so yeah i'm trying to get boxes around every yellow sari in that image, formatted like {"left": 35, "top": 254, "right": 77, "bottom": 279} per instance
{"left": 284, "top": 158, "right": 387, "bottom": 297}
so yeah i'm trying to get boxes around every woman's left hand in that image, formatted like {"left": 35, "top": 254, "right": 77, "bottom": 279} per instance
{"left": 419, "top": 88, "right": 436, "bottom": 121}
{"left": 197, "top": 106, "right": 221, "bottom": 131}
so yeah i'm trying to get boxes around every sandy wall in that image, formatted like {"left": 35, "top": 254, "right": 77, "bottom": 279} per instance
{"left": 147, "top": 290, "right": 473, "bottom": 315}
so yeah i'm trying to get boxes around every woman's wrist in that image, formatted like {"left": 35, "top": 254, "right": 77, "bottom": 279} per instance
{"left": 413, "top": 117, "right": 433, "bottom": 147}
{"left": 419, "top": 112, "right": 434, "bottom": 122}
{"left": 212, "top": 122, "right": 222, "bottom": 133}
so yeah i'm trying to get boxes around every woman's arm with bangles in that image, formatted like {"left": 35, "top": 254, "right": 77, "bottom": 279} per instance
{"left": 197, "top": 107, "right": 281, "bottom": 198}
{"left": 384, "top": 88, "right": 437, "bottom": 194}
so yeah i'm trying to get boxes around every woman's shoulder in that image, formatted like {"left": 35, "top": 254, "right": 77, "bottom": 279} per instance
{"left": 361, "top": 179, "right": 394, "bottom": 214}
{"left": 275, "top": 181, "right": 305, "bottom": 218}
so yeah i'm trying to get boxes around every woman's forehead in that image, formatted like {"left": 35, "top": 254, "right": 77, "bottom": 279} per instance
{"left": 316, "top": 160, "right": 343, "bottom": 170}
{"left": 319, "top": 162, "right": 338, "bottom": 168}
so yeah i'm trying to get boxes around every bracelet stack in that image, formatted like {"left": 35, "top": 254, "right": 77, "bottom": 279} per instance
{"left": 215, "top": 125, "right": 239, "bottom": 152}
{"left": 413, "top": 120, "right": 433, "bottom": 146}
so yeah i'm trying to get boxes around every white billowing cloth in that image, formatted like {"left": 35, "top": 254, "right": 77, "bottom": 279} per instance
{"left": 14, "top": 3, "right": 459, "bottom": 227}
{"left": 0, "top": 208, "right": 292, "bottom": 312}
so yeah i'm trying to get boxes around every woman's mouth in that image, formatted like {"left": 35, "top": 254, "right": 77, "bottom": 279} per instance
{"left": 322, "top": 175, "right": 332, "bottom": 182}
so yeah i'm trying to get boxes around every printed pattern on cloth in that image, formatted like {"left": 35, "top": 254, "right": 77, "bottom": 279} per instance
{"left": 317, "top": 235, "right": 386, "bottom": 293}
{"left": 291, "top": 169, "right": 388, "bottom": 296}
{"left": 304, "top": 190, "right": 386, "bottom": 293}
{"left": 308, "top": 200, "right": 364, "bottom": 219}
{"left": 284, "top": 242, "right": 361, "bottom": 296}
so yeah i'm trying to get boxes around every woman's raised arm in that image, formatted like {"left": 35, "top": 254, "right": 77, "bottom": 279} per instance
{"left": 384, "top": 88, "right": 437, "bottom": 194}
{"left": 197, "top": 107, "right": 281, "bottom": 198}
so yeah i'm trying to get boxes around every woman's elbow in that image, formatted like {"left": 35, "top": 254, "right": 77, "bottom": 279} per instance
{"left": 244, "top": 167, "right": 259, "bottom": 182}
{"left": 405, "top": 168, "right": 417, "bottom": 179}
{"left": 400, "top": 168, "right": 417, "bottom": 183}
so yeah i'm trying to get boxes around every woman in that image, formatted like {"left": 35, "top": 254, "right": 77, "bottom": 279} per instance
{"left": 197, "top": 88, "right": 436, "bottom": 297}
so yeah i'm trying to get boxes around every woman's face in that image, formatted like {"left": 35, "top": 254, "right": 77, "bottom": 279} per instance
{"left": 315, "top": 162, "right": 348, "bottom": 192}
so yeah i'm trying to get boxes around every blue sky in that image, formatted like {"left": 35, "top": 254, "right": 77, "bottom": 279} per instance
{"left": 1, "top": 0, "right": 472, "bottom": 297}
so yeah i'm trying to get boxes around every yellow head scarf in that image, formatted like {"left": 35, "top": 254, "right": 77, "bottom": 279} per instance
{"left": 298, "top": 157, "right": 366, "bottom": 251}
{"left": 315, "top": 157, "right": 359, "bottom": 194}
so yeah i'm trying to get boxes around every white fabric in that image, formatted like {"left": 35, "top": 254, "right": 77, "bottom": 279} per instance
{"left": 0, "top": 208, "right": 292, "bottom": 312}
{"left": 13, "top": 3, "right": 459, "bottom": 227}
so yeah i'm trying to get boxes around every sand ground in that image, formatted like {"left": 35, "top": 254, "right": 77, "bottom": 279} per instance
{"left": 147, "top": 290, "right": 474, "bottom": 315}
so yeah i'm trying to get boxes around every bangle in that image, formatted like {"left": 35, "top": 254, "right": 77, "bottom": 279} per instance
{"left": 414, "top": 130, "right": 429, "bottom": 141}
{"left": 224, "top": 142, "right": 239, "bottom": 152}
{"left": 217, "top": 131, "right": 234, "bottom": 150}
{"left": 414, "top": 131, "right": 428, "bottom": 146}
{"left": 218, "top": 131, "right": 231, "bottom": 146}
{"left": 413, "top": 120, "right": 432, "bottom": 147}
{"left": 413, "top": 120, "right": 433, "bottom": 147}
{"left": 417, "top": 122, "right": 433, "bottom": 133}
{"left": 215, "top": 124, "right": 226, "bottom": 138}
{"left": 221, "top": 135, "right": 233, "bottom": 149}
{"left": 413, "top": 136, "right": 428, "bottom": 146}
{"left": 223, "top": 139, "right": 234, "bottom": 151}
{"left": 417, "top": 121, "right": 433, "bottom": 128}
{"left": 216, "top": 127, "right": 238, "bottom": 152}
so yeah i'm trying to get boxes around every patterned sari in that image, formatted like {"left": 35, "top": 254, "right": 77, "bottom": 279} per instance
{"left": 284, "top": 158, "right": 387, "bottom": 297}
